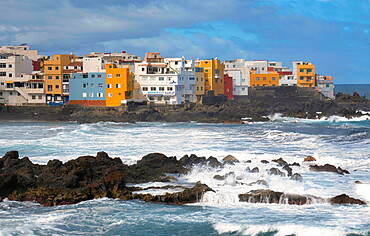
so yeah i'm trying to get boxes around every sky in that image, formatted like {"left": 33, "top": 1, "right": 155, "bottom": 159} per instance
{"left": 0, "top": 0, "right": 369, "bottom": 84}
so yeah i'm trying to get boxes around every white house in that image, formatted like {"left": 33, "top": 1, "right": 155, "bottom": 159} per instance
{"left": 0, "top": 53, "right": 33, "bottom": 105}
{"left": 134, "top": 55, "right": 196, "bottom": 104}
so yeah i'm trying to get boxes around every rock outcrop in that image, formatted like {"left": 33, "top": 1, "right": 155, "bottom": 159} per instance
{"left": 304, "top": 156, "right": 316, "bottom": 162}
{"left": 222, "top": 155, "right": 239, "bottom": 164}
{"left": 330, "top": 194, "right": 366, "bottom": 205}
{"left": 309, "top": 164, "right": 350, "bottom": 175}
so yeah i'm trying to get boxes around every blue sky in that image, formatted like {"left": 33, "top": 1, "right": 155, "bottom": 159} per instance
{"left": 0, "top": 0, "right": 369, "bottom": 83}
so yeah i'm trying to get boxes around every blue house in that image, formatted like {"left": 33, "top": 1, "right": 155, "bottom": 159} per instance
{"left": 69, "top": 72, "right": 106, "bottom": 106}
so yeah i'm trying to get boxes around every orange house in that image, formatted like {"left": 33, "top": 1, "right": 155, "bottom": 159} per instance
{"left": 250, "top": 70, "right": 279, "bottom": 87}
{"left": 297, "top": 64, "right": 315, "bottom": 87}
{"left": 105, "top": 64, "right": 133, "bottom": 107}
{"left": 195, "top": 58, "right": 224, "bottom": 96}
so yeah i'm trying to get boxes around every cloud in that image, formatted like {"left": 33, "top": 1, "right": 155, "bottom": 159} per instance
{"left": 0, "top": 0, "right": 368, "bottom": 83}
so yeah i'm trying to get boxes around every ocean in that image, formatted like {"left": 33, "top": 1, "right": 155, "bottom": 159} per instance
{"left": 0, "top": 114, "right": 369, "bottom": 235}
{"left": 335, "top": 84, "right": 370, "bottom": 98}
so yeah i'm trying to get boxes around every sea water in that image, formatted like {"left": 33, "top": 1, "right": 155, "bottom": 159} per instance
{"left": 0, "top": 116, "right": 369, "bottom": 235}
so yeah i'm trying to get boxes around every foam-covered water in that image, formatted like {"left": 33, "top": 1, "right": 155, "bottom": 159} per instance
{"left": 0, "top": 116, "right": 369, "bottom": 235}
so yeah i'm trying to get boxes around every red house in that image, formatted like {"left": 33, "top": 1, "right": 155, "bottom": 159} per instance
{"left": 224, "top": 74, "right": 234, "bottom": 100}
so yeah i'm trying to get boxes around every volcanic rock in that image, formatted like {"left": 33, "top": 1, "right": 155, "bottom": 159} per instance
{"left": 239, "top": 189, "right": 322, "bottom": 205}
{"left": 133, "top": 181, "right": 214, "bottom": 204}
{"left": 283, "top": 164, "right": 293, "bottom": 177}
{"left": 291, "top": 173, "right": 303, "bottom": 182}
{"left": 222, "top": 155, "right": 239, "bottom": 164}
{"left": 330, "top": 194, "right": 366, "bottom": 205}
{"left": 261, "top": 160, "right": 269, "bottom": 164}
{"left": 268, "top": 168, "right": 285, "bottom": 177}
{"left": 304, "top": 156, "right": 316, "bottom": 162}
{"left": 272, "top": 157, "right": 288, "bottom": 166}
{"left": 309, "top": 164, "right": 349, "bottom": 175}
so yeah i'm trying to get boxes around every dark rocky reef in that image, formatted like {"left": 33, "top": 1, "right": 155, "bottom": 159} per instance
{"left": 0, "top": 151, "right": 217, "bottom": 206}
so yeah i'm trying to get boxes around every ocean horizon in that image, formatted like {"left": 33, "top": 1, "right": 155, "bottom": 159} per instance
{"left": 335, "top": 84, "right": 370, "bottom": 98}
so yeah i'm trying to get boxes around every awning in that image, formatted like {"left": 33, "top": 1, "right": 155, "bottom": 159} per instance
{"left": 5, "top": 81, "right": 13, "bottom": 83}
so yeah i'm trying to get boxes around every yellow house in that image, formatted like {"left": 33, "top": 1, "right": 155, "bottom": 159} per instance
{"left": 195, "top": 58, "right": 224, "bottom": 96}
{"left": 297, "top": 63, "right": 315, "bottom": 87}
{"left": 194, "top": 67, "right": 205, "bottom": 101}
{"left": 44, "top": 54, "right": 76, "bottom": 103}
{"left": 250, "top": 70, "right": 279, "bottom": 87}
{"left": 105, "top": 63, "right": 133, "bottom": 107}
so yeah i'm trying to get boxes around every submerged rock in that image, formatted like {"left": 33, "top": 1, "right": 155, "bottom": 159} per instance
{"left": 268, "top": 168, "right": 285, "bottom": 177}
{"left": 330, "top": 194, "right": 366, "bottom": 205}
{"left": 291, "top": 173, "right": 303, "bottom": 182}
{"left": 133, "top": 181, "right": 214, "bottom": 204}
{"left": 289, "top": 162, "right": 300, "bottom": 166}
{"left": 239, "top": 189, "right": 322, "bottom": 205}
{"left": 283, "top": 164, "right": 293, "bottom": 177}
{"left": 245, "top": 180, "right": 269, "bottom": 187}
{"left": 309, "top": 164, "right": 350, "bottom": 175}
{"left": 250, "top": 167, "right": 259, "bottom": 173}
{"left": 272, "top": 158, "right": 288, "bottom": 166}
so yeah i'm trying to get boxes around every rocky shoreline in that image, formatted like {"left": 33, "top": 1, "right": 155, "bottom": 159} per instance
{"left": 0, "top": 151, "right": 366, "bottom": 206}
{"left": 0, "top": 93, "right": 369, "bottom": 123}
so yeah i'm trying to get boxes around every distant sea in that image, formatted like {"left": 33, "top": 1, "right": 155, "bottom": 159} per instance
{"left": 335, "top": 84, "right": 370, "bottom": 98}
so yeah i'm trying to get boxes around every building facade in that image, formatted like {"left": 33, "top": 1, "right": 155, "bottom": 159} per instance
{"left": 293, "top": 61, "right": 315, "bottom": 87}
{"left": 106, "top": 63, "right": 133, "bottom": 107}
{"left": 224, "top": 73, "right": 234, "bottom": 100}
{"left": 69, "top": 72, "right": 106, "bottom": 106}
{"left": 44, "top": 54, "right": 76, "bottom": 104}
{"left": 316, "top": 75, "right": 335, "bottom": 99}
{"left": 195, "top": 58, "right": 224, "bottom": 96}
{"left": 250, "top": 70, "right": 279, "bottom": 87}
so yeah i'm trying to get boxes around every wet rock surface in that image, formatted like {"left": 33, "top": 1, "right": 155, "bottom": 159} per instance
{"left": 309, "top": 164, "right": 350, "bottom": 175}
{"left": 0, "top": 151, "right": 216, "bottom": 206}
{"left": 330, "top": 194, "right": 366, "bottom": 205}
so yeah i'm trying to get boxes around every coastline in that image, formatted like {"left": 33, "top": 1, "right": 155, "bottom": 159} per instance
{"left": 1, "top": 95, "right": 369, "bottom": 124}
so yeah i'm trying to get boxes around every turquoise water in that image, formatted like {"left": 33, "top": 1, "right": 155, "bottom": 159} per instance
{"left": 335, "top": 84, "right": 370, "bottom": 98}
{"left": 0, "top": 116, "right": 369, "bottom": 235}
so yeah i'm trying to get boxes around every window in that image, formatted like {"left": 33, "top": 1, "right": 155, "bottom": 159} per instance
{"left": 116, "top": 74, "right": 121, "bottom": 78}
{"left": 38, "top": 95, "right": 42, "bottom": 99}
{"left": 56, "top": 57, "right": 59, "bottom": 60}
{"left": 196, "top": 78, "right": 198, "bottom": 81}
{"left": 83, "top": 84, "right": 87, "bottom": 88}
{"left": 32, "top": 95, "right": 36, "bottom": 100}
{"left": 197, "top": 87, "right": 199, "bottom": 91}
{"left": 97, "top": 93, "right": 103, "bottom": 97}
{"left": 82, "top": 93, "right": 87, "bottom": 98}
{"left": 159, "top": 77, "right": 164, "bottom": 81}
{"left": 205, "top": 79, "right": 208, "bottom": 82}
{"left": 142, "top": 68, "right": 145, "bottom": 71}
{"left": 92, "top": 75, "right": 95, "bottom": 78}
{"left": 98, "top": 75, "right": 102, "bottom": 78}
{"left": 0, "top": 72, "right": 6, "bottom": 77}
{"left": 55, "top": 76, "right": 59, "bottom": 80}
{"left": 300, "top": 69, "right": 304, "bottom": 72}
{"left": 201, "top": 87, "right": 203, "bottom": 91}
{"left": 242, "top": 88, "right": 245, "bottom": 91}
{"left": 272, "top": 77, "right": 275, "bottom": 81}
{"left": 0, "top": 92, "right": 2, "bottom": 95}
{"left": 48, "top": 85, "right": 52, "bottom": 91}
{"left": 263, "top": 77, "right": 266, "bottom": 81}
{"left": 205, "top": 61, "right": 208, "bottom": 64}
{"left": 107, "top": 74, "right": 112, "bottom": 78}
{"left": 9, "top": 73, "right": 12, "bottom": 78}
{"left": 108, "top": 93, "right": 113, "bottom": 97}
{"left": 55, "top": 85, "right": 59, "bottom": 89}
{"left": 116, "top": 84, "right": 121, "bottom": 88}
{"left": 142, "top": 87, "right": 148, "bottom": 91}
{"left": 150, "top": 77, "right": 155, "bottom": 81}
{"left": 151, "top": 87, "right": 156, "bottom": 91}
{"left": 300, "top": 76, "right": 304, "bottom": 80}
{"left": 47, "top": 76, "right": 52, "bottom": 80}
{"left": 47, "top": 67, "right": 52, "bottom": 70}
{"left": 159, "top": 87, "right": 164, "bottom": 91}
{"left": 91, "top": 83, "right": 94, "bottom": 88}
{"left": 189, "top": 77, "right": 195, "bottom": 81}
{"left": 99, "top": 83, "right": 103, "bottom": 88}
{"left": 175, "top": 61, "right": 178, "bottom": 65}
{"left": 205, "top": 70, "right": 209, "bottom": 72}
{"left": 89, "top": 93, "right": 93, "bottom": 98}
{"left": 0, "top": 63, "right": 5, "bottom": 68}
{"left": 107, "top": 84, "right": 112, "bottom": 88}
{"left": 242, "top": 79, "right": 245, "bottom": 82}
{"left": 326, "top": 84, "right": 329, "bottom": 88}
{"left": 307, "top": 69, "right": 312, "bottom": 73}
{"left": 167, "top": 87, "right": 173, "bottom": 91}
{"left": 55, "top": 66, "right": 59, "bottom": 71}
{"left": 256, "top": 77, "right": 259, "bottom": 81}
